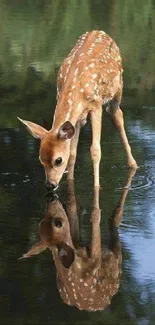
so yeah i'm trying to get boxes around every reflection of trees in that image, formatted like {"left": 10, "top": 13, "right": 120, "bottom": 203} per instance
{"left": 110, "top": 0, "right": 155, "bottom": 91}
{"left": 0, "top": 0, "right": 91, "bottom": 81}
{"left": 0, "top": 0, "right": 92, "bottom": 127}
{"left": 0, "top": 0, "right": 154, "bottom": 90}
{"left": 0, "top": 66, "right": 57, "bottom": 128}
{"left": 0, "top": 0, "right": 155, "bottom": 126}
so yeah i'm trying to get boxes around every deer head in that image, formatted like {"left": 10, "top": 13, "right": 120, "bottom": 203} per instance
{"left": 18, "top": 117, "right": 75, "bottom": 190}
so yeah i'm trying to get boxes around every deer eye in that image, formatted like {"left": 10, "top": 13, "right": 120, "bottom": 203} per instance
{"left": 53, "top": 218, "right": 63, "bottom": 228}
{"left": 55, "top": 157, "right": 62, "bottom": 166}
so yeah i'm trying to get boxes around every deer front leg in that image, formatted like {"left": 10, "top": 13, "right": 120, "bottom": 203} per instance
{"left": 111, "top": 107, "right": 137, "bottom": 169}
{"left": 109, "top": 168, "right": 136, "bottom": 256}
{"left": 67, "top": 122, "right": 81, "bottom": 180}
{"left": 90, "top": 186, "right": 101, "bottom": 259}
{"left": 66, "top": 179, "right": 79, "bottom": 246}
{"left": 90, "top": 107, "right": 102, "bottom": 187}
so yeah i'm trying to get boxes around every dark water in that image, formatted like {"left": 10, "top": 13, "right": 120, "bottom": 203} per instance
{"left": 0, "top": 1, "right": 155, "bottom": 324}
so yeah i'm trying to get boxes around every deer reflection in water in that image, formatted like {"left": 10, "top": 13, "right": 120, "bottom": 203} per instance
{"left": 21, "top": 169, "right": 136, "bottom": 311}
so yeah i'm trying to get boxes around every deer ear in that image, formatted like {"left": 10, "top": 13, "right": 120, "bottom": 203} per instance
{"left": 58, "top": 243, "right": 75, "bottom": 268}
{"left": 19, "top": 241, "right": 46, "bottom": 260}
{"left": 17, "top": 117, "right": 48, "bottom": 139}
{"left": 57, "top": 121, "right": 75, "bottom": 140}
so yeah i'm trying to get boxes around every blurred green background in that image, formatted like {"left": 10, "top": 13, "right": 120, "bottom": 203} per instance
{"left": 0, "top": 0, "right": 155, "bottom": 127}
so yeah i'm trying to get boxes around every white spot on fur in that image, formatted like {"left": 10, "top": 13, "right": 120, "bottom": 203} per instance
{"left": 77, "top": 102, "right": 82, "bottom": 110}
{"left": 89, "top": 298, "right": 94, "bottom": 302}
{"left": 89, "top": 63, "right": 95, "bottom": 68}
{"left": 76, "top": 262, "right": 81, "bottom": 269}
{"left": 74, "top": 68, "right": 78, "bottom": 75}
{"left": 65, "top": 109, "right": 71, "bottom": 121}
{"left": 92, "top": 73, "right": 97, "bottom": 79}
{"left": 68, "top": 98, "right": 73, "bottom": 106}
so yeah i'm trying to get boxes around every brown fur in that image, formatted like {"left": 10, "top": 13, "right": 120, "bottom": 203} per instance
{"left": 18, "top": 30, "right": 137, "bottom": 188}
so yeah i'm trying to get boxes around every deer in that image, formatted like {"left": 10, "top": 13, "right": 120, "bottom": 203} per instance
{"left": 20, "top": 169, "right": 136, "bottom": 311}
{"left": 18, "top": 30, "right": 137, "bottom": 190}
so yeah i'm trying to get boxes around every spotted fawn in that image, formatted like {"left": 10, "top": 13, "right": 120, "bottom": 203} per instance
{"left": 18, "top": 30, "right": 137, "bottom": 190}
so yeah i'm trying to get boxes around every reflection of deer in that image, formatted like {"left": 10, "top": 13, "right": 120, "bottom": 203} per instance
{"left": 21, "top": 169, "right": 136, "bottom": 311}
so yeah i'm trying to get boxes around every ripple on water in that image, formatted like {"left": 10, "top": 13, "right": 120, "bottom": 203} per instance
{"left": 1, "top": 172, "right": 31, "bottom": 187}
{"left": 120, "top": 222, "right": 153, "bottom": 237}
{"left": 115, "top": 165, "right": 155, "bottom": 192}
{"left": 130, "top": 174, "right": 154, "bottom": 191}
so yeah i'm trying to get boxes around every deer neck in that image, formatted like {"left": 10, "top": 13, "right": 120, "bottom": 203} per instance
{"left": 52, "top": 88, "right": 87, "bottom": 130}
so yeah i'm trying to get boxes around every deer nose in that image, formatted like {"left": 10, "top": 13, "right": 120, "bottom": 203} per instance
{"left": 45, "top": 181, "right": 57, "bottom": 191}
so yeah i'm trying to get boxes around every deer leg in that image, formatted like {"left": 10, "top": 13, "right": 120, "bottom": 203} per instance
{"left": 109, "top": 168, "right": 136, "bottom": 256}
{"left": 67, "top": 122, "right": 81, "bottom": 180}
{"left": 111, "top": 106, "right": 137, "bottom": 169}
{"left": 90, "top": 107, "right": 102, "bottom": 187}
{"left": 90, "top": 186, "right": 101, "bottom": 260}
{"left": 66, "top": 179, "right": 79, "bottom": 246}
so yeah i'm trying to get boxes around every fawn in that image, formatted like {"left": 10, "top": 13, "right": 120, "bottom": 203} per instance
{"left": 18, "top": 30, "right": 137, "bottom": 190}
{"left": 20, "top": 169, "right": 136, "bottom": 311}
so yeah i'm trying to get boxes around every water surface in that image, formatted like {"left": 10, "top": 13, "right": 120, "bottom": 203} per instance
{"left": 0, "top": 1, "right": 155, "bottom": 324}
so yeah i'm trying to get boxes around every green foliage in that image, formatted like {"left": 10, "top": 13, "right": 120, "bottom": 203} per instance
{"left": 0, "top": 0, "right": 155, "bottom": 126}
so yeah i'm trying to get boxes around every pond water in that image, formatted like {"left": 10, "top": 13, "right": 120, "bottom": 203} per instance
{"left": 0, "top": 1, "right": 155, "bottom": 324}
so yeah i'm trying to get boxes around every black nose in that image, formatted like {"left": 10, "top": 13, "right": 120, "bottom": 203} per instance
{"left": 45, "top": 181, "right": 56, "bottom": 191}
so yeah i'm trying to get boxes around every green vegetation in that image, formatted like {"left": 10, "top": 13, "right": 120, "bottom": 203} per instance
{"left": 0, "top": 0, "right": 155, "bottom": 126}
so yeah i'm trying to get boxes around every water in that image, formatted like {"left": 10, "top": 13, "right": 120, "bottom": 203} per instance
{"left": 0, "top": 1, "right": 155, "bottom": 324}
